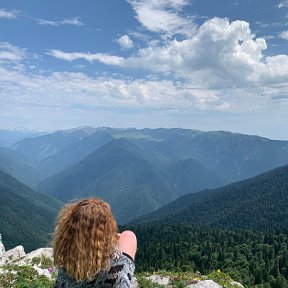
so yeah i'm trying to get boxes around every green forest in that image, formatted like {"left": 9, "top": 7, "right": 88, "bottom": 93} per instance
{"left": 128, "top": 224, "right": 288, "bottom": 288}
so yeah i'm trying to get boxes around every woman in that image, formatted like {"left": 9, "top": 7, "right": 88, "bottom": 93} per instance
{"left": 53, "top": 198, "right": 137, "bottom": 288}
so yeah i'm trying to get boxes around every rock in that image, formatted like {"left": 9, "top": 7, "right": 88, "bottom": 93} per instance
{"left": 24, "top": 247, "right": 53, "bottom": 261}
{"left": 0, "top": 234, "right": 5, "bottom": 257}
{"left": 33, "top": 265, "right": 54, "bottom": 280}
{"left": 0, "top": 241, "right": 245, "bottom": 288}
{"left": 147, "top": 274, "right": 170, "bottom": 285}
{"left": 131, "top": 277, "right": 138, "bottom": 288}
{"left": 187, "top": 280, "right": 223, "bottom": 288}
{"left": 4, "top": 245, "right": 26, "bottom": 262}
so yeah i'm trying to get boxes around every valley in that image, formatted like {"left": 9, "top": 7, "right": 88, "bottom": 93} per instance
{"left": 1, "top": 126, "right": 288, "bottom": 287}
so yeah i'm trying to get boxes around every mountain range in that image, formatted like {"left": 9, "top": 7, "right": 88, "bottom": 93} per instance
{"left": 2, "top": 126, "right": 288, "bottom": 224}
{"left": 1, "top": 126, "right": 288, "bottom": 287}
{"left": 133, "top": 163, "right": 288, "bottom": 231}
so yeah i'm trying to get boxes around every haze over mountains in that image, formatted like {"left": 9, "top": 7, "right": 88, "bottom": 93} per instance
{"left": 0, "top": 129, "right": 46, "bottom": 148}
{"left": 133, "top": 163, "right": 288, "bottom": 231}
{"left": 1, "top": 126, "right": 288, "bottom": 224}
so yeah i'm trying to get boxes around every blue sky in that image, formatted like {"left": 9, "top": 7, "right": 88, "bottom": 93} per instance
{"left": 0, "top": 0, "right": 288, "bottom": 139}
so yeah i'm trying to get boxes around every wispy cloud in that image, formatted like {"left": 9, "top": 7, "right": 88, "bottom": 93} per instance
{"left": 118, "top": 35, "right": 134, "bottom": 49}
{"left": 47, "top": 49, "right": 124, "bottom": 65}
{"left": 0, "top": 42, "right": 25, "bottom": 62}
{"left": 0, "top": 8, "right": 19, "bottom": 19}
{"left": 36, "top": 17, "right": 84, "bottom": 26}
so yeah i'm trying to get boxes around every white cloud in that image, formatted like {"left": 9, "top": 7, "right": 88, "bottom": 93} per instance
{"left": 0, "top": 64, "right": 232, "bottom": 113}
{"left": 0, "top": 42, "right": 25, "bottom": 62}
{"left": 0, "top": 42, "right": 234, "bottom": 114}
{"left": 279, "top": 30, "right": 288, "bottom": 40}
{"left": 36, "top": 17, "right": 84, "bottom": 26}
{"left": 0, "top": 9, "right": 19, "bottom": 19}
{"left": 118, "top": 17, "right": 288, "bottom": 93}
{"left": 127, "top": 0, "right": 196, "bottom": 36}
{"left": 46, "top": 17, "right": 288, "bottom": 103}
{"left": 118, "top": 35, "right": 134, "bottom": 49}
{"left": 47, "top": 49, "right": 124, "bottom": 65}
{"left": 122, "top": 18, "right": 268, "bottom": 87}
{"left": 260, "top": 55, "right": 288, "bottom": 83}
{"left": 61, "top": 17, "right": 84, "bottom": 26}
{"left": 277, "top": 0, "right": 288, "bottom": 8}
{"left": 2, "top": 12, "right": 288, "bottom": 130}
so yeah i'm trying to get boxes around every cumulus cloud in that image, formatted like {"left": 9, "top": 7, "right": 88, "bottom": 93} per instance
{"left": 0, "top": 8, "right": 19, "bottom": 19}
{"left": 127, "top": 0, "right": 196, "bottom": 36}
{"left": 36, "top": 17, "right": 84, "bottom": 26}
{"left": 279, "top": 31, "right": 288, "bottom": 40}
{"left": 120, "top": 18, "right": 268, "bottom": 87}
{"left": 118, "top": 35, "right": 134, "bottom": 49}
{"left": 46, "top": 17, "right": 288, "bottom": 103}
{"left": 47, "top": 49, "right": 124, "bottom": 65}
{"left": 119, "top": 17, "right": 288, "bottom": 93}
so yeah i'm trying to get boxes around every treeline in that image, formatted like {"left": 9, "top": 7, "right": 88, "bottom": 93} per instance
{"left": 126, "top": 224, "right": 288, "bottom": 288}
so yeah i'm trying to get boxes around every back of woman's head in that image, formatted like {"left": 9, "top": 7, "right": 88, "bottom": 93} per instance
{"left": 53, "top": 198, "right": 118, "bottom": 281}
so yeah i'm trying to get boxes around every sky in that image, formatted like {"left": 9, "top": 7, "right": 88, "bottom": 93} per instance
{"left": 0, "top": 0, "right": 288, "bottom": 140}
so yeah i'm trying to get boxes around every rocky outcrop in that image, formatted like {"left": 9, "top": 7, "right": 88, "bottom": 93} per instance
{"left": 0, "top": 236, "right": 54, "bottom": 280}
{"left": 140, "top": 274, "right": 244, "bottom": 288}
{"left": 0, "top": 236, "right": 243, "bottom": 288}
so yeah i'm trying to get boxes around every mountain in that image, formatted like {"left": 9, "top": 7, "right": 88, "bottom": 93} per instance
{"left": 0, "top": 170, "right": 62, "bottom": 251}
{"left": 12, "top": 127, "right": 288, "bottom": 185}
{"left": 37, "top": 139, "right": 176, "bottom": 223}
{"left": 134, "top": 164, "right": 288, "bottom": 231}
{"left": 12, "top": 127, "right": 117, "bottom": 177}
{"left": 0, "top": 147, "right": 42, "bottom": 188}
{"left": 0, "top": 128, "right": 46, "bottom": 147}
{"left": 138, "top": 128, "right": 288, "bottom": 183}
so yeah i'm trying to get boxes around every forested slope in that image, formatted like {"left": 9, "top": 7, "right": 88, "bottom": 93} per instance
{"left": 0, "top": 170, "right": 62, "bottom": 251}
{"left": 135, "top": 164, "right": 288, "bottom": 231}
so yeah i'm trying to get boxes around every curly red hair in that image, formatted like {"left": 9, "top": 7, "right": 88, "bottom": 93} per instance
{"left": 53, "top": 198, "right": 118, "bottom": 281}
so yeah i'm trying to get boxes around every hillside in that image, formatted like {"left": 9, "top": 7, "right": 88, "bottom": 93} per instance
{"left": 168, "top": 158, "right": 223, "bottom": 196}
{"left": 130, "top": 223, "right": 288, "bottom": 287}
{"left": 37, "top": 139, "right": 176, "bottom": 223}
{"left": 0, "top": 147, "right": 42, "bottom": 188}
{"left": 134, "top": 164, "right": 288, "bottom": 231}
{"left": 0, "top": 170, "right": 62, "bottom": 251}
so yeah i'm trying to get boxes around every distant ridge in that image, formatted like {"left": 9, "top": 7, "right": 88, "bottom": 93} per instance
{"left": 12, "top": 127, "right": 288, "bottom": 184}
{"left": 133, "top": 164, "right": 288, "bottom": 231}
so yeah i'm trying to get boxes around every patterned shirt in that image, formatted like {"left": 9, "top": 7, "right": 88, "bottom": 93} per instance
{"left": 54, "top": 252, "right": 135, "bottom": 288}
